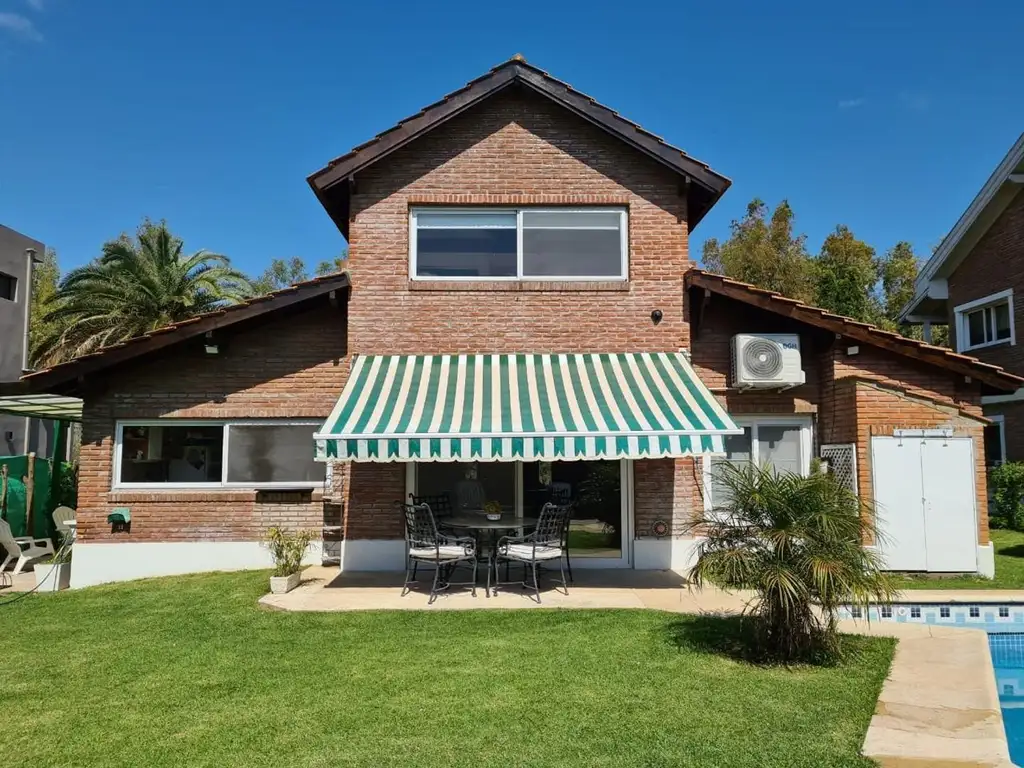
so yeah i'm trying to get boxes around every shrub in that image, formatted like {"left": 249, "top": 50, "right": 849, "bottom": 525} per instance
{"left": 264, "top": 527, "right": 315, "bottom": 577}
{"left": 990, "top": 462, "right": 1024, "bottom": 530}
{"left": 56, "top": 461, "right": 78, "bottom": 510}
{"left": 686, "top": 463, "right": 895, "bottom": 664}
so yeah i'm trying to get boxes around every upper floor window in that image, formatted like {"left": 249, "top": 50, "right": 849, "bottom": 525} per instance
{"left": 0, "top": 272, "right": 16, "bottom": 301}
{"left": 410, "top": 207, "right": 628, "bottom": 281}
{"left": 954, "top": 289, "right": 1014, "bottom": 352}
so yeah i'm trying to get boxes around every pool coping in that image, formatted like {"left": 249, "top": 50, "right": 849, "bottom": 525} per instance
{"left": 844, "top": 619, "right": 1013, "bottom": 767}
{"left": 892, "top": 589, "right": 1024, "bottom": 604}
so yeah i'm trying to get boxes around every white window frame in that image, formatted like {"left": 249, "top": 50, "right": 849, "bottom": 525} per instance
{"left": 408, "top": 206, "right": 629, "bottom": 282}
{"left": 986, "top": 414, "right": 1007, "bottom": 467}
{"left": 954, "top": 289, "right": 1015, "bottom": 352}
{"left": 113, "top": 419, "right": 325, "bottom": 490}
{"left": 703, "top": 415, "right": 813, "bottom": 513}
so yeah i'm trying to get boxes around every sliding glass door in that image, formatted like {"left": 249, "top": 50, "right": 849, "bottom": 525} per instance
{"left": 411, "top": 460, "right": 632, "bottom": 567}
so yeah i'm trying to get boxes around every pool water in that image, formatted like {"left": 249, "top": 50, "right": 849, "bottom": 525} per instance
{"left": 989, "top": 634, "right": 1024, "bottom": 764}
{"left": 839, "top": 603, "right": 1024, "bottom": 765}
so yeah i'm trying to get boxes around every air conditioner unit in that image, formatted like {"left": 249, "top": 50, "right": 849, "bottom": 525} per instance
{"left": 731, "top": 334, "right": 806, "bottom": 390}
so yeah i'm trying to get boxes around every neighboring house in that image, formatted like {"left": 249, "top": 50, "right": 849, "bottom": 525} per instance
{"left": 0, "top": 224, "right": 52, "bottom": 457}
{"left": 901, "top": 133, "right": 1024, "bottom": 465}
{"left": 16, "top": 58, "right": 1023, "bottom": 588}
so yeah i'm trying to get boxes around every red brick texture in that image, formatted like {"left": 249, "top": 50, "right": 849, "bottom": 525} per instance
{"left": 688, "top": 290, "right": 990, "bottom": 546}
{"left": 69, "top": 86, "right": 996, "bottom": 568}
{"left": 76, "top": 303, "right": 348, "bottom": 543}
{"left": 346, "top": 88, "right": 692, "bottom": 356}
{"left": 947, "top": 189, "right": 1024, "bottom": 373}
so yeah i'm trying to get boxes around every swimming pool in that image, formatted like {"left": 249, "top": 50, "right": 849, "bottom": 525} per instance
{"left": 839, "top": 603, "right": 1024, "bottom": 765}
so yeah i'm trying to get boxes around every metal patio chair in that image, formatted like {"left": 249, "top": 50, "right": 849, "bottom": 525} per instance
{"left": 399, "top": 501, "right": 478, "bottom": 604}
{"left": 491, "top": 503, "right": 570, "bottom": 603}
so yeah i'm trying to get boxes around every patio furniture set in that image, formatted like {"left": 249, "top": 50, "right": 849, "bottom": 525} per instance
{"left": 400, "top": 496, "right": 573, "bottom": 604}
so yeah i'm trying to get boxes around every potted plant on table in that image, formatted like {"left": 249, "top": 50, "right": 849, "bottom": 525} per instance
{"left": 264, "top": 527, "right": 314, "bottom": 594}
{"left": 483, "top": 500, "right": 503, "bottom": 521}
{"left": 34, "top": 539, "right": 72, "bottom": 592}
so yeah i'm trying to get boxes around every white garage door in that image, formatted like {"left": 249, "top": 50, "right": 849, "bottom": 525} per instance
{"left": 871, "top": 436, "right": 978, "bottom": 572}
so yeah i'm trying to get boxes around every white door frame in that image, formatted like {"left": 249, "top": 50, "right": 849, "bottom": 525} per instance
{"left": 406, "top": 459, "right": 633, "bottom": 568}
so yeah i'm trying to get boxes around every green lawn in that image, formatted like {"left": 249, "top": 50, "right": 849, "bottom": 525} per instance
{"left": 892, "top": 528, "right": 1024, "bottom": 590}
{"left": 0, "top": 571, "right": 893, "bottom": 768}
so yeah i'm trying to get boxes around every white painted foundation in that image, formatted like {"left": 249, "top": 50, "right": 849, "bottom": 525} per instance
{"left": 978, "top": 542, "right": 995, "bottom": 579}
{"left": 632, "top": 537, "right": 703, "bottom": 572}
{"left": 70, "top": 540, "right": 323, "bottom": 589}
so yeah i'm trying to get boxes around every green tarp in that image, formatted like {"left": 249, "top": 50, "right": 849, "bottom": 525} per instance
{"left": 1, "top": 454, "right": 55, "bottom": 540}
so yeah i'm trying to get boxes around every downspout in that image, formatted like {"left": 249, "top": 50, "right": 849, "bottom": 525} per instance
{"left": 21, "top": 248, "right": 36, "bottom": 453}
{"left": 922, "top": 321, "right": 933, "bottom": 344}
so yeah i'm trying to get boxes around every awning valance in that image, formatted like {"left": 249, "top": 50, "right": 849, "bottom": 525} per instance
{"left": 315, "top": 353, "right": 739, "bottom": 462}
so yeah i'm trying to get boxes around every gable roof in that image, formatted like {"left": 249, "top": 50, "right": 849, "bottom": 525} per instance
{"left": 900, "top": 132, "right": 1024, "bottom": 322}
{"left": 15, "top": 272, "right": 349, "bottom": 392}
{"left": 686, "top": 269, "right": 1023, "bottom": 391}
{"left": 308, "top": 56, "right": 731, "bottom": 239}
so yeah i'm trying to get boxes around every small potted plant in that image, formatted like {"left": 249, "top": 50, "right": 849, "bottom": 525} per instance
{"left": 34, "top": 540, "right": 72, "bottom": 592}
{"left": 483, "top": 500, "right": 503, "bottom": 521}
{"left": 264, "top": 526, "right": 314, "bottom": 594}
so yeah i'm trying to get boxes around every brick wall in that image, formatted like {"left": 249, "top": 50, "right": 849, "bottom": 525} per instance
{"left": 984, "top": 401, "right": 1024, "bottom": 462}
{"left": 947, "top": 189, "right": 1024, "bottom": 366}
{"left": 347, "top": 87, "right": 691, "bottom": 356}
{"left": 76, "top": 303, "right": 348, "bottom": 543}
{"left": 852, "top": 382, "right": 989, "bottom": 545}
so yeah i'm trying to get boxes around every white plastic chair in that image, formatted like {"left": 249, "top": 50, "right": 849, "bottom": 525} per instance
{"left": 52, "top": 506, "right": 76, "bottom": 540}
{"left": 0, "top": 518, "right": 55, "bottom": 575}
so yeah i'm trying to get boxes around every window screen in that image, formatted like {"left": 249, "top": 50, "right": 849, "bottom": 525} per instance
{"left": 757, "top": 425, "right": 803, "bottom": 476}
{"left": 521, "top": 211, "right": 624, "bottom": 277}
{"left": 414, "top": 212, "right": 517, "bottom": 277}
{"left": 412, "top": 208, "right": 626, "bottom": 280}
{"left": 226, "top": 424, "right": 326, "bottom": 484}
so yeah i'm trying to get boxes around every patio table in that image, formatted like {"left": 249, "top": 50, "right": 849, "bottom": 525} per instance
{"left": 443, "top": 514, "right": 537, "bottom": 592}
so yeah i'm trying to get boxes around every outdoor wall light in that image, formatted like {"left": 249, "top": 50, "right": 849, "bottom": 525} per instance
{"left": 204, "top": 344, "right": 219, "bottom": 355}
{"left": 651, "top": 309, "right": 663, "bottom": 324}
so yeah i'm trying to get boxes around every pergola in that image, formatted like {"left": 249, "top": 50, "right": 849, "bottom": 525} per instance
{"left": 0, "top": 393, "right": 82, "bottom": 422}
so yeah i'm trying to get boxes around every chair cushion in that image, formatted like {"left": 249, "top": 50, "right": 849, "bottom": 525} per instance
{"left": 409, "top": 545, "right": 472, "bottom": 560}
{"left": 499, "top": 543, "right": 562, "bottom": 561}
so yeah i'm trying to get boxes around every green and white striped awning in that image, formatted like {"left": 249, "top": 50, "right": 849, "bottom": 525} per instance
{"left": 315, "top": 353, "right": 739, "bottom": 462}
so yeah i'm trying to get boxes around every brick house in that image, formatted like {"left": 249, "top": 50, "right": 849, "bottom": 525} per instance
{"left": 901, "top": 133, "right": 1024, "bottom": 465}
{"left": 16, "top": 58, "right": 1022, "bottom": 587}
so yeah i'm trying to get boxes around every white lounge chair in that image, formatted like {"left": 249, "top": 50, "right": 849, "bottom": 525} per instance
{"left": 0, "top": 518, "right": 55, "bottom": 575}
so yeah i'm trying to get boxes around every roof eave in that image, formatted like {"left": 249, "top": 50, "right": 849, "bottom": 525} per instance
{"left": 687, "top": 269, "right": 1023, "bottom": 392}
{"left": 899, "top": 133, "right": 1024, "bottom": 323}
{"left": 307, "top": 58, "right": 731, "bottom": 236}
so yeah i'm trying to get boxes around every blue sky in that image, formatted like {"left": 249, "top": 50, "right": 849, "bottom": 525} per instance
{"left": 1, "top": 0, "right": 1022, "bottom": 277}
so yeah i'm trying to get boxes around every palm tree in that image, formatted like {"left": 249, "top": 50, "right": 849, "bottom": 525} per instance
{"left": 32, "top": 221, "right": 252, "bottom": 367}
{"left": 686, "top": 462, "right": 895, "bottom": 663}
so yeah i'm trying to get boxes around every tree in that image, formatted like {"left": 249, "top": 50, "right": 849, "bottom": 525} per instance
{"left": 251, "top": 251, "right": 348, "bottom": 295}
{"left": 28, "top": 247, "right": 61, "bottom": 366}
{"left": 33, "top": 220, "right": 251, "bottom": 367}
{"left": 315, "top": 252, "right": 348, "bottom": 277}
{"left": 879, "top": 241, "right": 917, "bottom": 324}
{"left": 251, "top": 257, "right": 309, "bottom": 295}
{"left": 703, "top": 199, "right": 814, "bottom": 302}
{"left": 686, "top": 463, "right": 894, "bottom": 663}
{"left": 813, "top": 225, "right": 882, "bottom": 324}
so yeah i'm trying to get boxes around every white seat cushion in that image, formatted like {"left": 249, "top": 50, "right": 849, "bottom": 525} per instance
{"left": 409, "top": 545, "right": 472, "bottom": 560}
{"left": 499, "top": 543, "right": 562, "bottom": 561}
